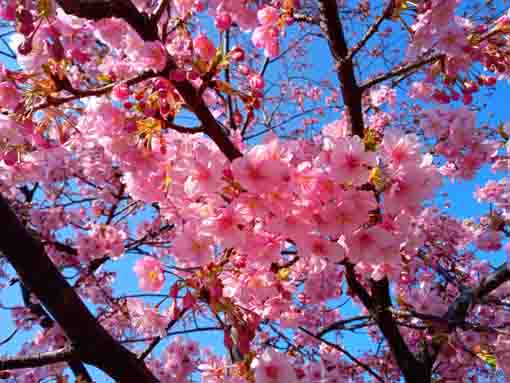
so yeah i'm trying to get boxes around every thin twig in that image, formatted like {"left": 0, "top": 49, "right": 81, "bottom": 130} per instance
{"left": 361, "top": 54, "right": 443, "bottom": 91}
{"left": 0, "top": 348, "right": 76, "bottom": 371}
{"left": 346, "top": 0, "right": 395, "bottom": 61}
{"left": 299, "top": 327, "right": 384, "bottom": 383}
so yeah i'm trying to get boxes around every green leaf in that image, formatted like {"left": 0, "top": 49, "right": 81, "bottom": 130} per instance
{"left": 477, "top": 351, "right": 497, "bottom": 369}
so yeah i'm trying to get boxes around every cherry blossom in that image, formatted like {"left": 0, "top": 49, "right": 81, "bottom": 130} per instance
{"left": 0, "top": 1, "right": 510, "bottom": 382}
{"left": 133, "top": 256, "right": 166, "bottom": 292}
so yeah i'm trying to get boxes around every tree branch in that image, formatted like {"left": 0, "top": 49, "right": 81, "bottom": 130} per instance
{"left": 139, "top": 308, "right": 188, "bottom": 360}
{"left": 299, "top": 327, "right": 384, "bottom": 382}
{"left": 370, "top": 278, "right": 431, "bottom": 383}
{"left": 68, "top": 360, "right": 93, "bottom": 383}
{"left": 0, "top": 329, "right": 19, "bottom": 347}
{"left": 33, "top": 69, "right": 158, "bottom": 113}
{"left": 317, "top": 315, "right": 370, "bottom": 337}
{"left": 429, "top": 263, "right": 510, "bottom": 363}
{"left": 361, "top": 54, "right": 443, "bottom": 91}
{"left": 152, "top": 0, "right": 170, "bottom": 24}
{"left": 317, "top": 0, "right": 364, "bottom": 137}
{"left": 0, "top": 194, "right": 158, "bottom": 382}
{"left": 165, "top": 121, "right": 206, "bottom": 135}
{"left": 172, "top": 80, "right": 242, "bottom": 161}
{"left": 346, "top": 1, "right": 395, "bottom": 61}
{"left": 20, "top": 283, "right": 54, "bottom": 328}
{"left": 0, "top": 348, "right": 75, "bottom": 371}
{"left": 292, "top": 12, "right": 320, "bottom": 25}
{"left": 36, "top": 9, "right": 241, "bottom": 161}
{"left": 344, "top": 263, "right": 430, "bottom": 383}
{"left": 55, "top": 0, "right": 158, "bottom": 41}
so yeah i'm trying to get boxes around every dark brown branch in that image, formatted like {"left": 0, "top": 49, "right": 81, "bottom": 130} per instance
{"left": 21, "top": 283, "right": 54, "bottom": 328}
{"left": 0, "top": 194, "right": 158, "bottom": 383}
{"left": 346, "top": 1, "right": 395, "bottom": 61}
{"left": 428, "top": 263, "right": 510, "bottom": 362}
{"left": 139, "top": 308, "right": 188, "bottom": 360}
{"left": 53, "top": 0, "right": 241, "bottom": 161}
{"left": 19, "top": 183, "right": 91, "bottom": 382}
{"left": 317, "top": 0, "right": 364, "bottom": 137}
{"left": 43, "top": 241, "right": 77, "bottom": 256}
{"left": 0, "top": 348, "right": 75, "bottom": 371}
{"left": 122, "top": 327, "right": 222, "bottom": 344}
{"left": 317, "top": 315, "right": 370, "bottom": 337}
{"left": 152, "top": 0, "right": 170, "bottom": 23}
{"left": 292, "top": 12, "right": 320, "bottom": 25}
{"left": 33, "top": 69, "right": 158, "bottom": 113}
{"left": 299, "top": 327, "right": 384, "bottom": 382}
{"left": 0, "top": 329, "right": 19, "bottom": 347}
{"left": 68, "top": 360, "right": 93, "bottom": 383}
{"left": 344, "top": 263, "right": 430, "bottom": 383}
{"left": 344, "top": 262, "right": 373, "bottom": 309}
{"left": 361, "top": 54, "right": 443, "bottom": 91}
{"left": 173, "top": 80, "right": 242, "bottom": 161}
{"left": 55, "top": 0, "right": 158, "bottom": 41}
{"left": 105, "top": 183, "right": 126, "bottom": 225}
{"left": 165, "top": 121, "right": 206, "bottom": 134}
{"left": 370, "top": 278, "right": 431, "bottom": 383}
{"left": 224, "top": 30, "right": 237, "bottom": 131}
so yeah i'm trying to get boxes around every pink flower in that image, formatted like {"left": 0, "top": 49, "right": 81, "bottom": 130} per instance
{"left": 232, "top": 144, "right": 288, "bottom": 194}
{"left": 409, "top": 81, "right": 435, "bottom": 101}
{"left": 230, "top": 46, "right": 245, "bottom": 61}
{"left": 0, "top": 82, "right": 21, "bottom": 111}
{"left": 496, "top": 335, "right": 510, "bottom": 380}
{"left": 162, "top": 337, "right": 200, "bottom": 381}
{"left": 203, "top": 203, "right": 252, "bottom": 248}
{"left": 127, "top": 299, "right": 167, "bottom": 336}
{"left": 251, "top": 349, "right": 298, "bottom": 383}
{"left": 112, "top": 84, "right": 130, "bottom": 101}
{"left": 369, "top": 85, "right": 396, "bottom": 107}
{"left": 436, "top": 23, "right": 468, "bottom": 56}
{"left": 342, "top": 226, "right": 394, "bottom": 264}
{"left": 138, "top": 41, "right": 167, "bottom": 72}
{"left": 381, "top": 131, "right": 421, "bottom": 169}
{"left": 172, "top": 224, "right": 214, "bottom": 267}
{"left": 0, "top": 2, "right": 15, "bottom": 21}
{"left": 194, "top": 33, "right": 216, "bottom": 62}
{"left": 257, "top": 6, "right": 279, "bottom": 26}
{"left": 385, "top": 162, "right": 441, "bottom": 214}
{"left": 474, "top": 230, "right": 502, "bottom": 251}
{"left": 183, "top": 146, "right": 225, "bottom": 196}
{"left": 215, "top": 13, "right": 232, "bottom": 31}
{"left": 174, "top": 0, "right": 194, "bottom": 16}
{"left": 318, "top": 190, "right": 376, "bottom": 237}
{"left": 249, "top": 74, "right": 265, "bottom": 90}
{"left": 329, "top": 136, "right": 376, "bottom": 185}
{"left": 251, "top": 26, "right": 279, "bottom": 57}
{"left": 3, "top": 149, "right": 17, "bottom": 166}
{"left": 94, "top": 19, "right": 128, "bottom": 49}
{"left": 133, "top": 256, "right": 165, "bottom": 292}
{"left": 322, "top": 115, "right": 350, "bottom": 139}
{"left": 0, "top": 115, "right": 25, "bottom": 145}
{"left": 296, "top": 235, "right": 344, "bottom": 262}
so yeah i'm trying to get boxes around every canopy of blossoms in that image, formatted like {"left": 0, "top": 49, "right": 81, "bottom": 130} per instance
{"left": 0, "top": 0, "right": 510, "bottom": 382}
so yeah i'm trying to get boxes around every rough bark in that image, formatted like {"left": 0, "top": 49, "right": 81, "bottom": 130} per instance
{"left": 317, "top": 0, "right": 364, "bottom": 137}
{"left": 56, "top": 0, "right": 158, "bottom": 41}
{"left": 345, "top": 264, "right": 431, "bottom": 383}
{"left": 0, "top": 195, "right": 159, "bottom": 382}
